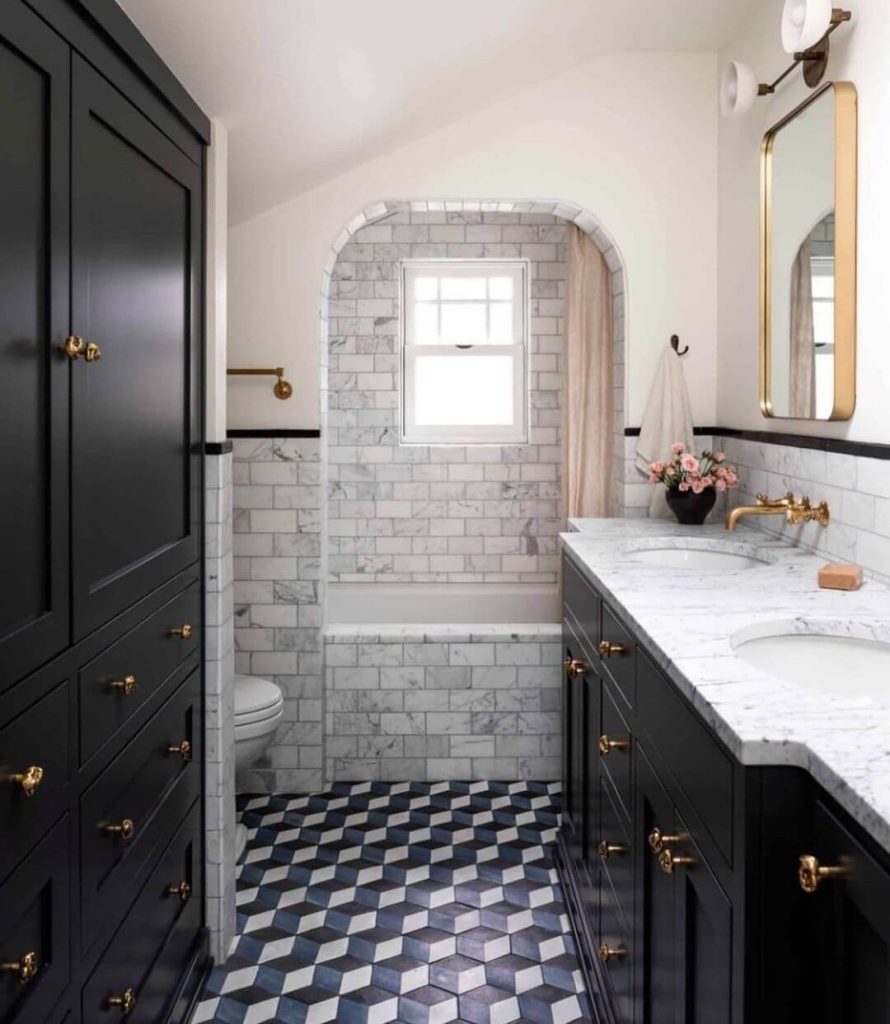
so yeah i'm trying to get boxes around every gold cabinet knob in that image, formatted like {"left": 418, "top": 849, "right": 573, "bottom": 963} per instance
{"left": 168, "top": 740, "right": 192, "bottom": 763}
{"left": 598, "top": 640, "right": 627, "bottom": 659}
{"left": 104, "top": 818, "right": 136, "bottom": 841}
{"left": 597, "top": 840, "right": 629, "bottom": 860}
{"left": 1, "top": 951, "right": 39, "bottom": 985}
{"left": 168, "top": 880, "right": 192, "bottom": 903}
{"left": 84, "top": 341, "right": 102, "bottom": 362}
{"left": 798, "top": 854, "right": 846, "bottom": 893}
{"left": 169, "top": 623, "right": 193, "bottom": 640}
{"left": 563, "top": 657, "right": 587, "bottom": 679}
{"left": 110, "top": 674, "right": 138, "bottom": 696}
{"left": 598, "top": 942, "right": 627, "bottom": 963}
{"left": 107, "top": 988, "right": 137, "bottom": 1014}
{"left": 62, "top": 335, "right": 85, "bottom": 359}
{"left": 658, "top": 848, "right": 696, "bottom": 874}
{"left": 5, "top": 765, "right": 44, "bottom": 797}
{"left": 598, "top": 734, "right": 630, "bottom": 756}
{"left": 647, "top": 827, "right": 686, "bottom": 854}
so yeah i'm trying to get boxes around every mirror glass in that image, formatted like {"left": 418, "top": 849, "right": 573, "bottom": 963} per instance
{"left": 762, "top": 84, "right": 856, "bottom": 420}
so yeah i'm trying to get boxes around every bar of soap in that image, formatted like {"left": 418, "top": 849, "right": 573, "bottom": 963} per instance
{"left": 818, "top": 562, "right": 863, "bottom": 591}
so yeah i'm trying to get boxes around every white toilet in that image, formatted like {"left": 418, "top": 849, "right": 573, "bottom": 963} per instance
{"left": 234, "top": 673, "right": 284, "bottom": 769}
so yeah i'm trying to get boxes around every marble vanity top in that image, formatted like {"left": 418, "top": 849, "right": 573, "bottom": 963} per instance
{"left": 562, "top": 518, "right": 890, "bottom": 856}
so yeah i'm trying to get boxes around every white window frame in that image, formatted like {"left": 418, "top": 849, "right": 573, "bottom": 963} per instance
{"left": 400, "top": 259, "right": 529, "bottom": 445}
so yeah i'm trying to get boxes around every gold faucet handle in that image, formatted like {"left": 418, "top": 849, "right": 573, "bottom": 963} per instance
{"left": 756, "top": 491, "right": 794, "bottom": 507}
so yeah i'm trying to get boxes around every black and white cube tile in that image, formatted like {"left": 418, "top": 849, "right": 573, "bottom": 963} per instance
{"left": 192, "top": 781, "right": 591, "bottom": 1024}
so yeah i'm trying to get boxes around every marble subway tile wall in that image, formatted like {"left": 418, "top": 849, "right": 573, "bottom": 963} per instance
{"left": 232, "top": 437, "right": 324, "bottom": 792}
{"left": 324, "top": 626, "right": 562, "bottom": 782}
{"left": 716, "top": 434, "right": 890, "bottom": 582}
{"left": 204, "top": 450, "right": 236, "bottom": 960}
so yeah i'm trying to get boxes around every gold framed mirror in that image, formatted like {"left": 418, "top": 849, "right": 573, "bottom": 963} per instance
{"left": 760, "top": 82, "right": 857, "bottom": 420}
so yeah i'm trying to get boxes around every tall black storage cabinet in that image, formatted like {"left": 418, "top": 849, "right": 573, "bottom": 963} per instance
{"left": 0, "top": 2, "right": 209, "bottom": 1022}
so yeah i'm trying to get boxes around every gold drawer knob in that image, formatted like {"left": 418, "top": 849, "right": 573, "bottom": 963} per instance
{"left": 598, "top": 942, "right": 627, "bottom": 963}
{"left": 169, "top": 623, "right": 193, "bottom": 640}
{"left": 104, "top": 818, "right": 135, "bottom": 841}
{"left": 168, "top": 880, "right": 192, "bottom": 903}
{"left": 658, "top": 848, "right": 696, "bottom": 874}
{"left": 799, "top": 854, "right": 846, "bottom": 893}
{"left": 563, "top": 657, "right": 587, "bottom": 679}
{"left": 647, "top": 827, "right": 686, "bottom": 854}
{"left": 598, "top": 640, "right": 626, "bottom": 659}
{"left": 84, "top": 341, "right": 102, "bottom": 362}
{"left": 599, "top": 734, "right": 630, "bottom": 756}
{"left": 597, "top": 840, "right": 628, "bottom": 860}
{"left": 62, "top": 335, "right": 84, "bottom": 359}
{"left": 1, "top": 951, "right": 39, "bottom": 985}
{"left": 5, "top": 765, "right": 44, "bottom": 797}
{"left": 110, "top": 674, "right": 138, "bottom": 696}
{"left": 107, "top": 987, "right": 137, "bottom": 1014}
{"left": 168, "top": 740, "right": 192, "bottom": 763}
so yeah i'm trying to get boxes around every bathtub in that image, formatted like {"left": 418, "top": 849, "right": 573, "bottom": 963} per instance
{"left": 326, "top": 583, "right": 560, "bottom": 625}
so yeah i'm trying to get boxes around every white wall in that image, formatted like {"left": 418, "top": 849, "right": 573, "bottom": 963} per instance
{"left": 206, "top": 119, "right": 228, "bottom": 442}
{"left": 718, "top": 0, "right": 890, "bottom": 440}
{"left": 228, "top": 52, "right": 719, "bottom": 432}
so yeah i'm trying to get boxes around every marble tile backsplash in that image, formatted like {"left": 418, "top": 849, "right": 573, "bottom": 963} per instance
{"left": 324, "top": 625, "right": 562, "bottom": 783}
{"left": 716, "top": 434, "right": 890, "bottom": 582}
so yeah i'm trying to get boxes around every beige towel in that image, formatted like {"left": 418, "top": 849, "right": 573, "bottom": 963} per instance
{"left": 635, "top": 346, "right": 696, "bottom": 518}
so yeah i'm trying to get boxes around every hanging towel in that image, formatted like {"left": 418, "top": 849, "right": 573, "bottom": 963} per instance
{"left": 635, "top": 345, "right": 696, "bottom": 518}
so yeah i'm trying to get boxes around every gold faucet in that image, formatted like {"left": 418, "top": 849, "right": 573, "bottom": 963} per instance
{"left": 726, "top": 492, "right": 830, "bottom": 532}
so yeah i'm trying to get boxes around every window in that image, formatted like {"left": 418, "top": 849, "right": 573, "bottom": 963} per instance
{"left": 401, "top": 260, "right": 528, "bottom": 444}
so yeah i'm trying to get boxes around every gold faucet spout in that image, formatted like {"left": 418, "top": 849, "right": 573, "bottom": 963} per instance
{"left": 725, "top": 503, "right": 790, "bottom": 532}
{"left": 725, "top": 492, "right": 830, "bottom": 532}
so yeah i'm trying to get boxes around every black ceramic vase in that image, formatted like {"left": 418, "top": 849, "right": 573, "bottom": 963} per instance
{"left": 665, "top": 486, "right": 717, "bottom": 525}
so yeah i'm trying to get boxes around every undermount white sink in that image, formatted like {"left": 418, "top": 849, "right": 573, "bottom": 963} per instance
{"left": 626, "top": 544, "right": 769, "bottom": 571}
{"left": 733, "top": 629, "right": 890, "bottom": 699}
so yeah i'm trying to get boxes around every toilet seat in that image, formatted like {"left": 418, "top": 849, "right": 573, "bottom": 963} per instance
{"left": 234, "top": 673, "right": 284, "bottom": 726}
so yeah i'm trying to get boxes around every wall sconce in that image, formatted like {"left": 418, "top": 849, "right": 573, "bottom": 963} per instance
{"left": 720, "top": 1, "right": 852, "bottom": 117}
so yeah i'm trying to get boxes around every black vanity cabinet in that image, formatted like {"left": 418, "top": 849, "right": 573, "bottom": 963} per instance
{"left": 560, "top": 550, "right": 890, "bottom": 1024}
{"left": 0, "top": 2, "right": 209, "bottom": 1023}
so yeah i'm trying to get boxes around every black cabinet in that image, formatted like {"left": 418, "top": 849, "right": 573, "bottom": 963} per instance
{"left": 560, "top": 549, "right": 890, "bottom": 1024}
{"left": 0, "top": 0, "right": 71, "bottom": 685}
{"left": 0, "top": 3, "right": 209, "bottom": 1023}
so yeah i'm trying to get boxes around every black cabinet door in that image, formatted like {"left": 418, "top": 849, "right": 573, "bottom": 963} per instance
{"left": 806, "top": 799, "right": 890, "bottom": 1023}
{"left": 0, "top": 0, "right": 70, "bottom": 686}
{"left": 70, "top": 56, "right": 202, "bottom": 639}
{"left": 561, "top": 624, "right": 587, "bottom": 859}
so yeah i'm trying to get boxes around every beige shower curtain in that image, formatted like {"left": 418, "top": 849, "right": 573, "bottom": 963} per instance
{"left": 563, "top": 225, "right": 614, "bottom": 520}
{"left": 790, "top": 238, "right": 816, "bottom": 419}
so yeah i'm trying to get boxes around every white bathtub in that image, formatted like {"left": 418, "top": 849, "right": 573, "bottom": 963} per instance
{"left": 326, "top": 583, "right": 560, "bottom": 625}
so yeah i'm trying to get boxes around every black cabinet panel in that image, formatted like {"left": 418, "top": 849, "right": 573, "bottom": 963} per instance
{"left": 598, "top": 604, "right": 635, "bottom": 710}
{"left": 0, "top": 680, "right": 69, "bottom": 881}
{"left": 0, "top": 0, "right": 70, "bottom": 686}
{"left": 599, "top": 684, "right": 632, "bottom": 824}
{"left": 79, "top": 669, "right": 201, "bottom": 954}
{"left": 0, "top": 817, "right": 70, "bottom": 1024}
{"left": 70, "top": 56, "right": 201, "bottom": 639}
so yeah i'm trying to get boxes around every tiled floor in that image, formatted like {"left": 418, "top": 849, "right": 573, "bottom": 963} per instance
{"left": 192, "top": 781, "right": 592, "bottom": 1024}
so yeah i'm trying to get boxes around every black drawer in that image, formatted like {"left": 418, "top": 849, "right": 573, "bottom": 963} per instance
{"left": 0, "top": 817, "right": 70, "bottom": 1024}
{"left": 82, "top": 803, "right": 202, "bottom": 1023}
{"left": 598, "top": 603, "right": 635, "bottom": 709}
{"left": 599, "top": 683, "right": 632, "bottom": 823}
{"left": 0, "top": 681, "right": 69, "bottom": 881}
{"left": 563, "top": 557, "right": 599, "bottom": 656}
{"left": 78, "top": 581, "right": 200, "bottom": 766}
{"left": 637, "top": 648, "right": 734, "bottom": 867}
{"left": 598, "top": 885, "right": 633, "bottom": 1024}
{"left": 79, "top": 669, "right": 200, "bottom": 954}
{"left": 598, "top": 775, "right": 632, "bottom": 934}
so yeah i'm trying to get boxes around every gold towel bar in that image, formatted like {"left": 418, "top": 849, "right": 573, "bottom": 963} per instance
{"left": 227, "top": 367, "right": 293, "bottom": 400}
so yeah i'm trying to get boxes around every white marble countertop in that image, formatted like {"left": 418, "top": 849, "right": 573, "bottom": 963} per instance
{"left": 562, "top": 518, "right": 890, "bottom": 855}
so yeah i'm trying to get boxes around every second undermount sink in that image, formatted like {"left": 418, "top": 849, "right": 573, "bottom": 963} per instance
{"left": 625, "top": 541, "right": 771, "bottom": 572}
{"left": 732, "top": 626, "right": 890, "bottom": 699}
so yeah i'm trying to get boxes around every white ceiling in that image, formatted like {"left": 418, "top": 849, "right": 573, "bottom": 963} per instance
{"left": 119, "top": 0, "right": 751, "bottom": 224}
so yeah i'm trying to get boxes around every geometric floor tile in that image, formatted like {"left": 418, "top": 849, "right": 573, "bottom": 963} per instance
{"left": 191, "top": 781, "right": 591, "bottom": 1024}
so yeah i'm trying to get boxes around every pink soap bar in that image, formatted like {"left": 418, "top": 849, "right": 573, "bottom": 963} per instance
{"left": 817, "top": 562, "right": 863, "bottom": 591}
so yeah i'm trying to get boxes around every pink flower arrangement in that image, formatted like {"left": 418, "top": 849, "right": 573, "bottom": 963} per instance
{"left": 648, "top": 444, "right": 738, "bottom": 493}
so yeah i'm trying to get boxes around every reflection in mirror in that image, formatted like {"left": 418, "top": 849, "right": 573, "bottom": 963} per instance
{"left": 761, "top": 83, "right": 856, "bottom": 421}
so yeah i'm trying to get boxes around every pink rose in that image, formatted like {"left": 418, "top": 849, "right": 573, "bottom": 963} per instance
{"left": 713, "top": 451, "right": 727, "bottom": 463}
{"left": 649, "top": 461, "right": 665, "bottom": 475}
{"left": 715, "top": 479, "right": 727, "bottom": 491}
{"left": 680, "top": 454, "right": 699, "bottom": 473}
{"left": 701, "top": 475, "right": 715, "bottom": 487}
{"left": 671, "top": 443, "right": 685, "bottom": 454}
{"left": 678, "top": 481, "right": 690, "bottom": 492}
{"left": 691, "top": 478, "right": 705, "bottom": 494}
